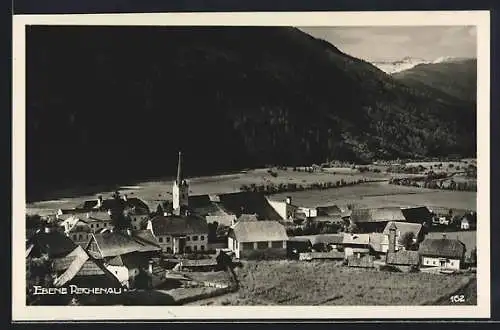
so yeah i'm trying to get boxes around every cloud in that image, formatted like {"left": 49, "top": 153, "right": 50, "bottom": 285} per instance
{"left": 298, "top": 26, "right": 477, "bottom": 62}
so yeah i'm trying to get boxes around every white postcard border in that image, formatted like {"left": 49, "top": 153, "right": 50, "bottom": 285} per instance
{"left": 12, "top": 10, "right": 491, "bottom": 321}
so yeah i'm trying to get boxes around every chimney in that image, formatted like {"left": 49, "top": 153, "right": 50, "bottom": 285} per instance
{"left": 148, "top": 260, "right": 153, "bottom": 275}
{"left": 97, "top": 195, "right": 103, "bottom": 208}
{"left": 388, "top": 222, "right": 397, "bottom": 253}
{"left": 44, "top": 226, "right": 51, "bottom": 234}
{"left": 123, "top": 194, "right": 128, "bottom": 202}
{"left": 86, "top": 213, "right": 90, "bottom": 219}
{"left": 285, "top": 196, "right": 292, "bottom": 205}
{"left": 126, "top": 228, "right": 132, "bottom": 236}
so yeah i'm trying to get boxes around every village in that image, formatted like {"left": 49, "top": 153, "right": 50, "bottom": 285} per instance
{"left": 26, "top": 152, "right": 478, "bottom": 306}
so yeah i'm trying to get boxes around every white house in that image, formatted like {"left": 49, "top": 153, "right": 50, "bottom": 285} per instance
{"left": 418, "top": 236, "right": 466, "bottom": 270}
{"left": 266, "top": 196, "right": 298, "bottom": 221}
{"left": 228, "top": 220, "right": 288, "bottom": 259}
{"left": 146, "top": 214, "right": 209, "bottom": 254}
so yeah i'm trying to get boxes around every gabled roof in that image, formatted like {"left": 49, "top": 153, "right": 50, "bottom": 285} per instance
{"left": 350, "top": 207, "right": 405, "bottom": 223}
{"left": 316, "top": 205, "right": 342, "bottom": 216}
{"left": 217, "top": 191, "right": 282, "bottom": 220}
{"left": 76, "top": 197, "right": 150, "bottom": 213}
{"left": 342, "top": 233, "right": 371, "bottom": 246}
{"left": 418, "top": 238, "right": 466, "bottom": 259}
{"left": 308, "top": 234, "right": 343, "bottom": 246}
{"left": 89, "top": 230, "right": 161, "bottom": 259}
{"left": 107, "top": 252, "right": 146, "bottom": 268}
{"left": 369, "top": 233, "right": 389, "bottom": 252}
{"left": 149, "top": 214, "right": 208, "bottom": 236}
{"left": 386, "top": 250, "right": 420, "bottom": 266}
{"left": 383, "top": 221, "right": 423, "bottom": 238}
{"left": 401, "top": 206, "right": 433, "bottom": 224}
{"left": 231, "top": 220, "right": 288, "bottom": 243}
{"left": 27, "top": 229, "right": 77, "bottom": 258}
{"left": 237, "top": 214, "right": 259, "bottom": 222}
{"left": 132, "top": 230, "right": 162, "bottom": 252}
{"left": 188, "top": 194, "right": 225, "bottom": 216}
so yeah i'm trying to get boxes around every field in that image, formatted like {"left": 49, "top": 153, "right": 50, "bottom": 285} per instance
{"left": 189, "top": 260, "right": 476, "bottom": 305}
{"left": 26, "top": 168, "right": 390, "bottom": 215}
{"left": 26, "top": 165, "right": 476, "bottom": 216}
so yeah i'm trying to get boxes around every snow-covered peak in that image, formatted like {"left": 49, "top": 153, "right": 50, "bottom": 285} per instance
{"left": 371, "top": 57, "right": 429, "bottom": 74}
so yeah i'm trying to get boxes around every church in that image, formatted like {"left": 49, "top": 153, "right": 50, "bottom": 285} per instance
{"left": 146, "top": 152, "right": 209, "bottom": 254}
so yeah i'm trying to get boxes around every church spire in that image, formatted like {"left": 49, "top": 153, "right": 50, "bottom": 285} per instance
{"left": 176, "top": 151, "right": 183, "bottom": 184}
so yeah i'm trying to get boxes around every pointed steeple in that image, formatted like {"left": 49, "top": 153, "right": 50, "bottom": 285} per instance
{"left": 176, "top": 151, "right": 183, "bottom": 184}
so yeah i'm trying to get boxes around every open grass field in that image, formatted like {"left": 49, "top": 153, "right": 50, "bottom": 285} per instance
{"left": 271, "top": 182, "right": 476, "bottom": 211}
{"left": 26, "top": 168, "right": 390, "bottom": 215}
{"left": 191, "top": 260, "right": 475, "bottom": 305}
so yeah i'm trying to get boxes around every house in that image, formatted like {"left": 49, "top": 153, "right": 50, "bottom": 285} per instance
{"left": 27, "top": 226, "right": 78, "bottom": 260}
{"left": 461, "top": 218, "right": 470, "bottom": 230}
{"left": 382, "top": 221, "right": 424, "bottom": 250}
{"left": 85, "top": 229, "right": 161, "bottom": 288}
{"left": 228, "top": 220, "right": 288, "bottom": 259}
{"left": 349, "top": 207, "right": 406, "bottom": 233}
{"left": 147, "top": 214, "right": 209, "bottom": 254}
{"left": 316, "top": 205, "right": 342, "bottom": 217}
{"left": 266, "top": 196, "right": 299, "bottom": 221}
{"left": 340, "top": 233, "right": 371, "bottom": 258}
{"left": 385, "top": 222, "right": 420, "bottom": 270}
{"left": 418, "top": 235, "right": 466, "bottom": 270}
{"left": 401, "top": 206, "right": 433, "bottom": 227}
{"left": 59, "top": 211, "right": 114, "bottom": 247}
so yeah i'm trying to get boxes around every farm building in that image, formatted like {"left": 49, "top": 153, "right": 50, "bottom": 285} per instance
{"left": 147, "top": 214, "right": 209, "bottom": 254}
{"left": 316, "top": 205, "right": 342, "bottom": 217}
{"left": 401, "top": 206, "right": 433, "bottom": 227}
{"left": 85, "top": 229, "right": 161, "bottom": 288}
{"left": 348, "top": 207, "right": 406, "bottom": 233}
{"left": 341, "top": 233, "right": 371, "bottom": 258}
{"left": 418, "top": 235, "right": 466, "bottom": 270}
{"left": 228, "top": 220, "right": 288, "bottom": 259}
{"left": 382, "top": 221, "right": 424, "bottom": 250}
{"left": 385, "top": 222, "right": 420, "bottom": 269}
{"left": 266, "top": 196, "right": 299, "bottom": 220}
{"left": 287, "top": 237, "right": 313, "bottom": 257}
{"left": 59, "top": 211, "right": 114, "bottom": 247}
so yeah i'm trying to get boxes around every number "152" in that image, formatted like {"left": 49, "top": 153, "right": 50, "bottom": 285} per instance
{"left": 450, "top": 295, "right": 466, "bottom": 303}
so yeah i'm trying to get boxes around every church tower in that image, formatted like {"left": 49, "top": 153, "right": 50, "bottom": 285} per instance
{"left": 172, "top": 151, "right": 189, "bottom": 215}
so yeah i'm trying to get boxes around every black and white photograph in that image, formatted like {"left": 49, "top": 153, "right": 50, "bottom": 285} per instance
{"left": 12, "top": 11, "right": 490, "bottom": 320}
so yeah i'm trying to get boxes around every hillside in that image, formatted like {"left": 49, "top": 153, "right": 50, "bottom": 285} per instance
{"left": 392, "top": 58, "right": 477, "bottom": 103}
{"left": 26, "top": 26, "right": 476, "bottom": 200}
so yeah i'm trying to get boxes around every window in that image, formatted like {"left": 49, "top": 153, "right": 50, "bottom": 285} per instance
{"left": 90, "top": 224, "right": 94, "bottom": 228}
{"left": 159, "top": 237, "right": 163, "bottom": 243}
{"left": 185, "top": 246, "right": 191, "bottom": 252}
{"left": 78, "top": 234, "right": 82, "bottom": 240}
{"left": 257, "top": 241, "right": 268, "bottom": 250}
{"left": 201, "top": 245, "right": 205, "bottom": 251}
{"left": 200, "top": 235, "right": 205, "bottom": 241}
{"left": 166, "top": 237, "right": 170, "bottom": 242}
{"left": 193, "top": 246, "right": 198, "bottom": 251}
{"left": 166, "top": 247, "right": 172, "bottom": 253}
{"left": 271, "top": 241, "right": 284, "bottom": 248}
{"left": 187, "top": 236, "right": 191, "bottom": 241}
{"left": 242, "top": 242, "right": 254, "bottom": 250}
{"left": 96, "top": 223, "right": 100, "bottom": 228}
{"left": 193, "top": 235, "right": 198, "bottom": 241}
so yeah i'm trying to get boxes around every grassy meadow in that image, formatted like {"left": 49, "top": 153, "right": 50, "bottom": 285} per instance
{"left": 193, "top": 260, "right": 475, "bottom": 305}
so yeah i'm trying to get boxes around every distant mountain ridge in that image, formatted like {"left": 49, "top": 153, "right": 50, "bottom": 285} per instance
{"left": 372, "top": 56, "right": 476, "bottom": 75}
{"left": 26, "top": 26, "right": 476, "bottom": 199}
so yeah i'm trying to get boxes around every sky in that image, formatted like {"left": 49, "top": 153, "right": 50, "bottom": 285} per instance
{"left": 299, "top": 26, "right": 477, "bottom": 62}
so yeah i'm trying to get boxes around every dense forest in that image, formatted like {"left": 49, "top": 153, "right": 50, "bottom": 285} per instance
{"left": 26, "top": 26, "right": 476, "bottom": 200}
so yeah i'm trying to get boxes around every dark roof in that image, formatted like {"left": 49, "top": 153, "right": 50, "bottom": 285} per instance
{"left": 76, "top": 197, "right": 150, "bottom": 213}
{"left": 418, "top": 238, "right": 466, "bottom": 259}
{"left": 230, "top": 220, "right": 288, "bottom": 243}
{"left": 351, "top": 207, "right": 405, "bottom": 223}
{"left": 383, "top": 221, "right": 423, "bottom": 237}
{"left": 149, "top": 214, "right": 208, "bottom": 236}
{"left": 386, "top": 250, "right": 420, "bottom": 266}
{"left": 316, "top": 205, "right": 342, "bottom": 216}
{"left": 310, "top": 215, "right": 343, "bottom": 223}
{"left": 27, "top": 229, "right": 77, "bottom": 258}
{"left": 401, "top": 206, "right": 433, "bottom": 223}
{"left": 188, "top": 195, "right": 225, "bottom": 216}
{"left": 309, "top": 234, "right": 343, "bottom": 246}
{"left": 217, "top": 192, "right": 282, "bottom": 220}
